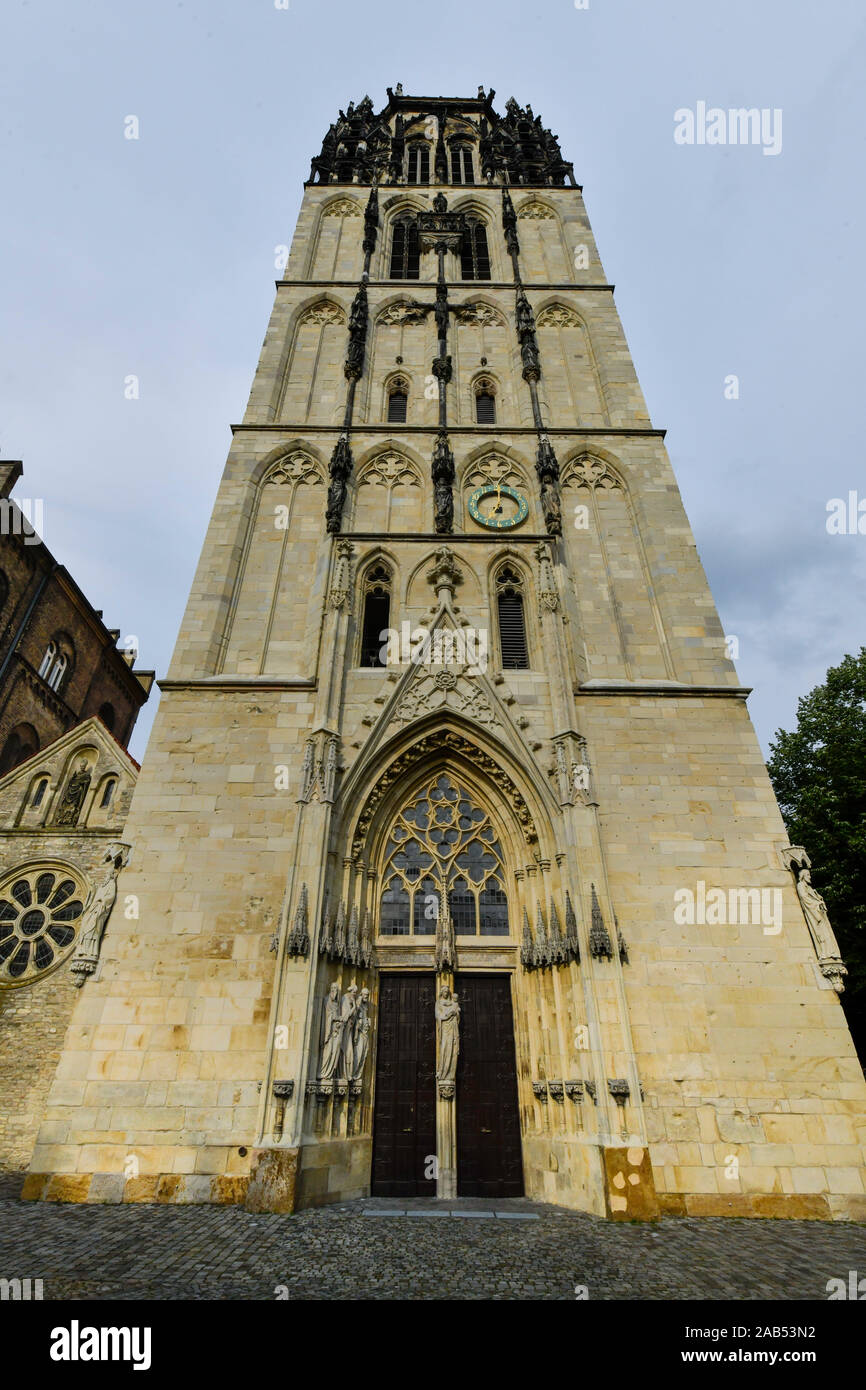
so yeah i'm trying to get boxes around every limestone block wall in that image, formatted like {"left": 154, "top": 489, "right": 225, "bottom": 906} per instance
{"left": 585, "top": 692, "right": 866, "bottom": 1220}
{"left": 24, "top": 690, "right": 308, "bottom": 1199}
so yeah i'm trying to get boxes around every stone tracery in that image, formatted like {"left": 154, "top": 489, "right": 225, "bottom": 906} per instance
{"left": 379, "top": 771, "right": 509, "bottom": 939}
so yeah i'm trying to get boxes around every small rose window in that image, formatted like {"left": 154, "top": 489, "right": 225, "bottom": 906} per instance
{"left": 0, "top": 868, "right": 85, "bottom": 986}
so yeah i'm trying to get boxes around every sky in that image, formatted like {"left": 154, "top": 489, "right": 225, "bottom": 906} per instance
{"left": 1, "top": 0, "right": 864, "bottom": 763}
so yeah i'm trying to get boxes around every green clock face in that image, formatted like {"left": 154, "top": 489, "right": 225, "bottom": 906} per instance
{"left": 468, "top": 483, "right": 529, "bottom": 530}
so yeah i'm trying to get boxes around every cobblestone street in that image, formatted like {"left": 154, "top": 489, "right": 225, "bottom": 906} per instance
{"left": 1, "top": 1191, "right": 864, "bottom": 1300}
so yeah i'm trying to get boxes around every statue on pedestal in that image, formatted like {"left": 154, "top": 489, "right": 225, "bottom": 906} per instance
{"left": 435, "top": 985, "right": 460, "bottom": 1099}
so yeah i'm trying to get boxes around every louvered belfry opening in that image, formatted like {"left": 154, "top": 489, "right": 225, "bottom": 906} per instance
{"left": 475, "top": 391, "right": 495, "bottom": 424}
{"left": 496, "top": 566, "right": 529, "bottom": 669}
{"left": 387, "top": 389, "right": 408, "bottom": 423}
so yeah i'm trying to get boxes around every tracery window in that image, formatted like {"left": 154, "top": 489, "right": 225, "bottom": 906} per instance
{"left": 359, "top": 562, "right": 392, "bottom": 667}
{"left": 460, "top": 219, "right": 491, "bottom": 281}
{"left": 450, "top": 145, "right": 475, "bottom": 184}
{"left": 496, "top": 565, "right": 529, "bottom": 669}
{"left": 379, "top": 772, "right": 509, "bottom": 937}
{"left": 0, "top": 867, "right": 85, "bottom": 986}
{"left": 389, "top": 217, "right": 421, "bottom": 280}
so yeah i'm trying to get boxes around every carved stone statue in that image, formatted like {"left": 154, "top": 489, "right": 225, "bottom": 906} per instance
{"left": 319, "top": 983, "right": 344, "bottom": 1080}
{"left": 55, "top": 760, "right": 91, "bottom": 826}
{"left": 352, "top": 986, "right": 371, "bottom": 1082}
{"left": 795, "top": 869, "right": 848, "bottom": 992}
{"left": 435, "top": 986, "right": 460, "bottom": 1096}
{"left": 540, "top": 479, "right": 562, "bottom": 536}
{"left": 70, "top": 847, "right": 126, "bottom": 985}
{"left": 340, "top": 983, "right": 358, "bottom": 1078}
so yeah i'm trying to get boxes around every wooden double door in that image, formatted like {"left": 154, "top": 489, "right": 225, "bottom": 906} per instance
{"left": 371, "top": 973, "right": 523, "bottom": 1198}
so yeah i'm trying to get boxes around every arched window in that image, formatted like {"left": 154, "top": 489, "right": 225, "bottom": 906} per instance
{"left": 450, "top": 145, "right": 475, "bottom": 184}
{"left": 98, "top": 702, "right": 116, "bottom": 734}
{"left": 496, "top": 566, "right": 529, "bottom": 669}
{"left": 100, "top": 779, "right": 117, "bottom": 809}
{"left": 0, "top": 724, "right": 40, "bottom": 777}
{"left": 379, "top": 772, "right": 509, "bottom": 937}
{"left": 406, "top": 143, "right": 430, "bottom": 184}
{"left": 38, "top": 642, "right": 56, "bottom": 680}
{"left": 47, "top": 653, "right": 67, "bottom": 692}
{"left": 474, "top": 378, "right": 497, "bottom": 424}
{"left": 38, "top": 636, "right": 73, "bottom": 693}
{"left": 387, "top": 380, "right": 408, "bottom": 423}
{"left": 460, "top": 219, "right": 491, "bottom": 281}
{"left": 389, "top": 217, "right": 421, "bottom": 280}
{"left": 31, "top": 778, "right": 49, "bottom": 808}
{"left": 359, "top": 562, "right": 392, "bottom": 667}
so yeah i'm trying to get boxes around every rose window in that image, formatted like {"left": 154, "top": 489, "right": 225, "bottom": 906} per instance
{"left": 379, "top": 772, "right": 509, "bottom": 937}
{"left": 0, "top": 867, "right": 85, "bottom": 986}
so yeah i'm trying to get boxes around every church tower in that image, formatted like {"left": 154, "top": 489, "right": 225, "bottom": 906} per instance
{"left": 24, "top": 89, "right": 866, "bottom": 1220}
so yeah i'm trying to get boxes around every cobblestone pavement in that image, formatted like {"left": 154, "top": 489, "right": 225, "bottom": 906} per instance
{"left": 0, "top": 1192, "right": 864, "bottom": 1300}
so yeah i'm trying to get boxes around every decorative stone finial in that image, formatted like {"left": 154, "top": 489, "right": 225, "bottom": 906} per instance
{"left": 426, "top": 545, "right": 463, "bottom": 601}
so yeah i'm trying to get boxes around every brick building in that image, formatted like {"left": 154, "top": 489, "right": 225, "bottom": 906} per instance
{"left": 0, "top": 459, "right": 152, "bottom": 774}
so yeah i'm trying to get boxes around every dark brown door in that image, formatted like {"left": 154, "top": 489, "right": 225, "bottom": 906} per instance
{"left": 371, "top": 973, "right": 437, "bottom": 1197}
{"left": 456, "top": 973, "right": 524, "bottom": 1198}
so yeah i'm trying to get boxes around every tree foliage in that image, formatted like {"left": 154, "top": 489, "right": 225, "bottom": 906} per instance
{"left": 767, "top": 649, "right": 866, "bottom": 1060}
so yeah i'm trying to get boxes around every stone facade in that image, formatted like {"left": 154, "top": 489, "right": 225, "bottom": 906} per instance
{"left": 0, "top": 717, "right": 140, "bottom": 1172}
{"left": 20, "top": 89, "right": 866, "bottom": 1219}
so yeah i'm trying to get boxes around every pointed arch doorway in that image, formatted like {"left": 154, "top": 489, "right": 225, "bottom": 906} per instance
{"left": 368, "top": 769, "right": 524, "bottom": 1199}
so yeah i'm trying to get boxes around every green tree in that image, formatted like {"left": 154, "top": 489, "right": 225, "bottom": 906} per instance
{"left": 767, "top": 649, "right": 866, "bottom": 1061}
